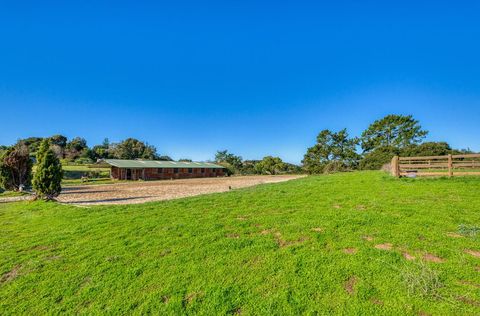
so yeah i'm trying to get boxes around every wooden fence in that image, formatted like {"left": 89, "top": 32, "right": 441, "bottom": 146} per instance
{"left": 391, "top": 154, "right": 480, "bottom": 177}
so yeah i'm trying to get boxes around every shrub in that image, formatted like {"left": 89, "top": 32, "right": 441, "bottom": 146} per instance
{"left": 359, "top": 146, "right": 400, "bottom": 170}
{"left": 323, "top": 161, "right": 349, "bottom": 174}
{"left": 0, "top": 142, "right": 33, "bottom": 191}
{"left": 32, "top": 140, "right": 63, "bottom": 200}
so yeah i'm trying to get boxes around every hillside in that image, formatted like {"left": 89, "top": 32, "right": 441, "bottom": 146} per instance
{"left": 1, "top": 172, "right": 480, "bottom": 314}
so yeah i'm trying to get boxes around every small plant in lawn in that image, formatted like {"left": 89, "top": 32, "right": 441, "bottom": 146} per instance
{"left": 458, "top": 224, "right": 480, "bottom": 238}
{"left": 32, "top": 140, "right": 63, "bottom": 200}
{"left": 401, "top": 261, "right": 443, "bottom": 299}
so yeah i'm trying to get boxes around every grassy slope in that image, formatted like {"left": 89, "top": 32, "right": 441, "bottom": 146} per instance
{"left": 1, "top": 172, "right": 480, "bottom": 315}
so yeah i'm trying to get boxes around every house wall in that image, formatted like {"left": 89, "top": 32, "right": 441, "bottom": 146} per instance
{"left": 111, "top": 166, "right": 225, "bottom": 180}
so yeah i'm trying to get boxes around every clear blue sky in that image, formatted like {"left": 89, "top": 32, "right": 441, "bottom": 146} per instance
{"left": 1, "top": 1, "right": 479, "bottom": 163}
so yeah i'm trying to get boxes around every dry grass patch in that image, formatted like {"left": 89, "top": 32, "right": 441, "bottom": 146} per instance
{"left": 344, "top": 276, "right": 358, "bottom": 295}
{"left": 0, "top": 265, "right": 21, "bottom": 284}
{"left": 422, "top": 253, "right": 444, "bottom": 263}
{"left": 465, "top": 249, "right": 480, "bottom": 258}
{"left": 403, "top": 252, "right": 416, "bottom": 261}
{"left": 375, "top": 243, "right": 393, "bottom": 251}
{"left": 343, "top": 248, "right": 357, "bottom": 255}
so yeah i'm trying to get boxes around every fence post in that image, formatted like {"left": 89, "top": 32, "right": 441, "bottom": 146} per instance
{"left": 448, "top": 154, "right": 453, "bottom": 177}
{"left": 391, "top": 156, "right": 400, "bottom": 177}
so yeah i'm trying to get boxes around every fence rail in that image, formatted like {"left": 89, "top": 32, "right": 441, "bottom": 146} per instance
{"left": 391, "top": 154, "right": 480, "bottom": 177}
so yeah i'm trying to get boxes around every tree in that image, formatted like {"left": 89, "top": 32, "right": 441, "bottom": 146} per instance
{"left": 91, "top": 138, "right": 111, "bottom": 160}
{"left": 215, "top": 150, "right": 243, "bottom": 173}
{"left": 0, "top": 142, "right": 33, "bottom": 191}
{"left": 48, "top": 135, "right": 68, "bottom": 159}
{"left": 359, "top": 146, "right": 400, "bottom": 170}
{"left": 65, "top": 137, "right": 88, "bottom": 160}
{"left": 111, "top": 138, "right": 158, "bottom": 160}
{"left": 401, "top": 142, "right": 453, "bottom": 157}
{"left": 302, "top": 129, "right": 359, "bottom": 174}
{"left": 32, "top": 140, "right": 63, "bottom": 200}
{"left": 254, "top": 156, "right": 285, "bottom": 175}
{"left": 21, "top": 137, "right": 44, "bottom": 154}
{"left": 361, "top": 114, "right": 428, "bottom": 152}
{"left": 157, "top": 155, "right": 173, "bottom": 161}
{"left": 178, "top": 158, "right": 193, "bottom": 162}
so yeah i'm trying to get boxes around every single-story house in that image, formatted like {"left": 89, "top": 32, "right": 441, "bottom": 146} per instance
{"left": 101, "top": 159, "right": 226, "bottom": 180}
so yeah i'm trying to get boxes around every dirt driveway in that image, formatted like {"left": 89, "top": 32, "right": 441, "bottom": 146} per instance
{"left": 57, "top": 175, "right": 303, "bottom": 205}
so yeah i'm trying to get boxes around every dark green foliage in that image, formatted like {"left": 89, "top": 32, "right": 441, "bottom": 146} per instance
{"left": 32, "top": 140, "right": 63, "bottom": 200}
{"left": 359, "top": 146, "right": 400, "bottom": 170}
{"left": 65, "top": 137, "right": 89, "bottom": 161}
{"left": 111, "top": 138, "right": 158, "bottom": 160}
{"left": 361, "top": 114, "right": 428, "bottom": 152}
{"left": 215, "top": 150, "right": 243, "bottom": 174}
{"left": 254, "top": 156, "right": 285, "bottom": 175}
{"left": 20, "top": 137, "right": 44, "bottom": 153}
{"left": 157, "top": 155, "right": 173, "bottom": 161}
{"left": 302, "top": 129, "right": 359, "bottom": 174}
{"left": 0, "top": 142, "right": 33, "bottom": 191}
{"left": 178, "top": 158, "right": 193, "bottom": 162}
{"left": 91, "top": 138, "right": 111, "bottom": 160}
{"left": 401, "top": 142, "right": 453, "bottom": 157}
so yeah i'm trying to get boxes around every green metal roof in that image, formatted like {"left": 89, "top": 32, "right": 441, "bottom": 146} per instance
{"left": 102, "top": 159, "right": 225, "bottom": 169}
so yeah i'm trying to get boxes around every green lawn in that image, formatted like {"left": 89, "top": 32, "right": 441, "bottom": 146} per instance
{"left": 1, "top": 172, "right": 480, "bottom": 315}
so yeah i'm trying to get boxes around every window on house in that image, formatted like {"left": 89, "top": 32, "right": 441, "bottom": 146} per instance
{"left": 157, "top": 168, "right": 163, "bottom": 173}
{"left": 201, "top": 168, "right": 205, "bottom": 173}
{"left": 174, "top": 168, "right": 179, "bottom": 174}
{"left": 188, "top": 168, "right": 193, "bottom": 173}
{"left": 211, "top": 168, "right": 216, "bottom": 173}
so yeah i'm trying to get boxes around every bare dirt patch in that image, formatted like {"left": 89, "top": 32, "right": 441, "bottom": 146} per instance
{"left": 362, "top": 235, "right": 374, "bottom": 242}
{"left": 274, "top": 232, "right": 308, "bottom": 248}
{"left": 375, "top": 243, "right": 393, "bottom": 251}
{"left": 58, "top": 175, "right": 303, "bottom": 205}
{"left": 0, "top": 265, "right": 21, "bottom": 284}
{"left": 422, "top": 253, "right": 445, "bottom": 263}
{"left": 457, "top": 296, "right": 480, "bottom": 307}
{"left": 344, "top": 276, "right": 358, "bottom": 295}
{"left": 311, "top": 227, "right": 323, "bottom": 233}
{"left": 403, "top": 252, "right": 416, "bottom": 261}
{"left": 465, "top": 249, "right": 480, "bottom": 258}
{"left": 343, "top": 248, "right": 357, "bottom": 255}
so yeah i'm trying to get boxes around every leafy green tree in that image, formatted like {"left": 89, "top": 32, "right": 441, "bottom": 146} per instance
{"left": 111, "top": 138, "right": 158, "bottom": 160}
{"left": 178, "top": 158, "right": 193, "bottom": 162}
{"left": 215, "top": 150, "right": 243, "bottom": 174}
{"left": 361, "top": 114, "right": 428, "bottom": 152}
{"left": 0, "top": 142, "right": 33, "bottom": 191}
{"left": 65, "top": 137, "right": 88, "bottom": 160}
{"left": 32, "top": 140, "right": 63, "bottom": 200}
{"left": 302, "top": 129, "right": 359, "bottom": 174}
{"left": 254, "top": 156, "right": 285, "bottom": 175}
{"left": 21, "top": 137, "right": 44, "bottom": 154}
{"left": 158, "top": 155, "right": 173, "bottom": 161}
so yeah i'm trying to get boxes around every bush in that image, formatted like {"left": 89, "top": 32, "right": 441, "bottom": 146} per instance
{"left": 359, "top": 146, "right": 400, "bottom": 170}
{"left": 74, "top": 157, "right": 94, "bottom": 164}
{"left": 323, "top": 161, "right": 349, "bottom": 174}
{"left": 0, "top": 142, "right": 33, "bottom": 191}
{"left": 32, "top": 140, "right": 63, "bottom": 200}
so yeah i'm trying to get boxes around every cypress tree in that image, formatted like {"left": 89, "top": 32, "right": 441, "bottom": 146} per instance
{"left": 32, "top": 140, "right": 63, "bottom": 200}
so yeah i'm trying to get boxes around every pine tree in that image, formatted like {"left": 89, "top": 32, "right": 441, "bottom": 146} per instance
{"left": 32, "top": 140, "right": 63, "bottom": 200}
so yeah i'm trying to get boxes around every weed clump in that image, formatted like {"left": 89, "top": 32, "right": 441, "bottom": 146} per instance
{"left": 401, "top": 262, "right": 443, "bottom": 299}
{"left": 458, "top": 224, "right": 480, "bottom": 238}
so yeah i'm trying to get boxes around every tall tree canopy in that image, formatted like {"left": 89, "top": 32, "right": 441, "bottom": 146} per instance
{"left": 361, "top": 114, "right": 428, "bottom": 152}
{"left": 111, "top": 138, "right": 158, "bottom": 160}
{"left": 302, "top": 129, "right": 359, "bottom": 174}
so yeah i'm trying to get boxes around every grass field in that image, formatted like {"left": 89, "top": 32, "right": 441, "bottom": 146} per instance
{"left": 1, "top": 172, "right": 480, "bottom": 314}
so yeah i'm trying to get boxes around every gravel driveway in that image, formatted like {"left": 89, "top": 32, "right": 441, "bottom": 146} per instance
{"left": 57, "top": 175, "right": 303, "bottom": 205}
